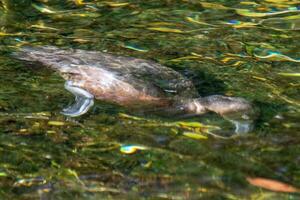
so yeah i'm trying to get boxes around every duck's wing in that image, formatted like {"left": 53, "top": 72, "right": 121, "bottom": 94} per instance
{"left": 125, "top": 59, "right": 199, "bottom": 99}
{"left": 73, "top": 49, "right": 199, "bottom": 99}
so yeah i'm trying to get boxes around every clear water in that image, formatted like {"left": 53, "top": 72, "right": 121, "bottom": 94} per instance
{"left": 0, "top": 0, "right": 299, "bottom": 199}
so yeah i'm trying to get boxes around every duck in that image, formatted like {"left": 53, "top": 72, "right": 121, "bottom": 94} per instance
{"left": 14, "top": 45, "right": 256, "bottom": 133}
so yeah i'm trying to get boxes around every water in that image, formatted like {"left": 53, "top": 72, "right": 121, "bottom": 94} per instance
{"left": 0, "top": 0, "right": 299, "bottom": 199}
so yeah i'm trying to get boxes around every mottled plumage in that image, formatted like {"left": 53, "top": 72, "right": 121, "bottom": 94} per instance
{"left": 14, "top": 46, "right": 255, "bottom": 133}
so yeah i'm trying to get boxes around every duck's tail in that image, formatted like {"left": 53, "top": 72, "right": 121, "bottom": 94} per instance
{"left": 12, "top": 45, "right": 70, "bottom": 71}
{"left": 13, "top": 45, "right": 55, "bottom": 60}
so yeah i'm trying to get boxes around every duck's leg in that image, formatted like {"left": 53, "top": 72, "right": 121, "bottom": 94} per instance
{"left": 61, "top": 80, "right": 94, "bottom": 117}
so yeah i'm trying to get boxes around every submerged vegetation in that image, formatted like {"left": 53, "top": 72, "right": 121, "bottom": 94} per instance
{"left": 0, "top": 0, "right": 299, "bottom": 199}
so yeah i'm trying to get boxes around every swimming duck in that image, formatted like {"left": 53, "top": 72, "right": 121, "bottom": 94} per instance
{"left": 14, "top": 46, "right": 255, "bottom": 133}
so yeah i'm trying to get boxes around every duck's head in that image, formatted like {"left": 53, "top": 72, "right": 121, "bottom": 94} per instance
{"left": 184, "top": 95, "right": 256, "bottom": 134}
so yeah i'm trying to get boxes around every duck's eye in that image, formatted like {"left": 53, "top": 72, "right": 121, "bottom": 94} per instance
{"left": 139, "top": 63, "right": 150, "bottom": 68}
{"left": 139, "top": 61, "right": 158, "bottom": 69}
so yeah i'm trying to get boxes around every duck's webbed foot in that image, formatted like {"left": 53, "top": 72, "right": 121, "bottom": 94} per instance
{"left": 61, "top": 81, "right": 94, "bottom": 117}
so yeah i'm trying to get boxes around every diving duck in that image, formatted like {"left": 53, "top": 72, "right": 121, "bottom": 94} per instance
{"left": 14, "top": 46, "right": 255, "bottom": 133}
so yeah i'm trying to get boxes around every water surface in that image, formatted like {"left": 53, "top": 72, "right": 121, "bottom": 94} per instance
{"left": 0, "top": 0, "right": 299, "bottom": 199}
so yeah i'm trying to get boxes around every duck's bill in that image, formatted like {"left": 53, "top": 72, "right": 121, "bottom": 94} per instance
{"left": 222, "top": 110, "right": 256, "bottom": 134}
{"left": 228, "top": 119, "right": 254, "bottom": 134}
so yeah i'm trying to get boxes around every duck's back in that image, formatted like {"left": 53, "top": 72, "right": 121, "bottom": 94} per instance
{"left": 15, "top": 46, "right": 198, "bottom": 101}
